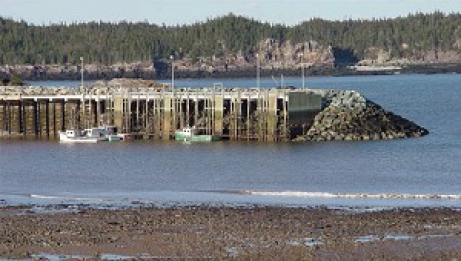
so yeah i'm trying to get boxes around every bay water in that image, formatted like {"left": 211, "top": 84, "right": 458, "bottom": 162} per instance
{"left": 1, "top": 74, "right": 460, "bottom": 208}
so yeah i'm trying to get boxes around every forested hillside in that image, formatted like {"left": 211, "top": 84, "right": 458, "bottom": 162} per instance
{"left": 1, "top": 12, "right": 461, "bottom": 79}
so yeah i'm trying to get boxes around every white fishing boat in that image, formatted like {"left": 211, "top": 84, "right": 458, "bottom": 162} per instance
{"left": 59, "top": 125, "right": 122, "bottom": 143}
{"left": 174, "top": 126, "right": 221, "bottom": 142}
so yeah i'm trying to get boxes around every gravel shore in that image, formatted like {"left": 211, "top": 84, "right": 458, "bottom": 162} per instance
{"left": 1, "top": 205, "right": 461, "bottom": 260}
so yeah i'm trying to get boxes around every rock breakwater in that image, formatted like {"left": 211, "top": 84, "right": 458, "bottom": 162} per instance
{"left": 297, "top": 90, "right": 429, "bottom": 142}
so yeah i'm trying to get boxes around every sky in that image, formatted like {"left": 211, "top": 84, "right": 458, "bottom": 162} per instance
{"left": 0, "top": 0, "right": 460, "bottom": 26}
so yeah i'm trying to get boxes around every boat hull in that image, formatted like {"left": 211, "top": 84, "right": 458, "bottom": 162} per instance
{"left": 59, "top": 137, "right": 106, "bottom": 143}
{"left": 107, "top": 135, "right": 122, "bottom": 142}
{"left": 174, "top": 133, "right": 221, "bottom": 142}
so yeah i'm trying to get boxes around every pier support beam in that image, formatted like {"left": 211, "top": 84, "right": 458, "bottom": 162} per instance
{"left": 60, "top": 100, "right": 65, "bottom": 132}
{"left": 214, "top": 93, "right": 224, "bottom": 136}
{"left": 267, "top": 92, "right": 279, "bottom": 141}
{"left": 1, "top": 102, "right": 5, "bottom": 136}
{"left": 33, "top": 100, "right": 38, "bottom": 136}
{"left": 163, "top": 96, "right": 172, "bottom": 140}
{"left": 22, "top": 101, "right": 27, "bottom": 136}
{"left": 17, "top": 100, "right": 23, "bottom": 135}
{"left": 113, "top": 96, "right": 124, "bottom": 132}
{"left": 45, "top": 100, "right": 50, "bottom": 137}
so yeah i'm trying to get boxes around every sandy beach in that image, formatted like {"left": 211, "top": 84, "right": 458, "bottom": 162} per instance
{"left": 1, "top": 204, "right": 461, "bottom": 260}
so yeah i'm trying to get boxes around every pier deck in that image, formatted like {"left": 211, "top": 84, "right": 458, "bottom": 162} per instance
{"left": 0, "top": 86, "right": 321, "bottom": 141}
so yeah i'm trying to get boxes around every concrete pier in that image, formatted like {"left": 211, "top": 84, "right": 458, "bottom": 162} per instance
{"left": 0, "top": 86, "right": 322, "bottom": 141}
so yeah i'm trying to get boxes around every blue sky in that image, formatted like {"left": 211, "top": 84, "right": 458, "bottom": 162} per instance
{"left": 0, "top": 0, "right": 460, "bottom": 25}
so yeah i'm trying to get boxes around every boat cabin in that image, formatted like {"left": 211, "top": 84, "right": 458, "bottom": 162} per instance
{"left": 178, "top": 126, "right": 198, "bottom": 136}
{"left": 84, "top": 128, "right": 104, "bottom": 138}
{"left": 64, "top": 129, "right": 84, "bottom": 138}
{"left": 101, "top": 125, "right": 118, "bottom": 135}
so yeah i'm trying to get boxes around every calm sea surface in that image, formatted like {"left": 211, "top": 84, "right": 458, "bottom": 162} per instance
{"left": 1, "top": 74, "right": 461, "bottom": 208}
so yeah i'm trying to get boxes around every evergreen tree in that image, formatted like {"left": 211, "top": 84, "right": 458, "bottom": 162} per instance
{"left": 0, "top": 12, "right": 460, "bottom": 65}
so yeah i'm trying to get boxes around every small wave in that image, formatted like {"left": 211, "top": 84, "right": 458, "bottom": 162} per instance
{"left": 29, "top": 194, "right": 106, "bottom": 202}
{"left": 240, "top": 191, "right": 461, "bottom": 200}
{"left": 30, "top": 194, "right": 59, "bottom": 199}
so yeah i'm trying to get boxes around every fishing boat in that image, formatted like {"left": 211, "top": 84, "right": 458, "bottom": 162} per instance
{"left": 101, "top": 125, "right": 124, "bottom": 142}
{"left": 174, "top": 126, "right": 221, "bottom": 142}
{"left": 59, "top": 125, "right": 123, "bottom": 143}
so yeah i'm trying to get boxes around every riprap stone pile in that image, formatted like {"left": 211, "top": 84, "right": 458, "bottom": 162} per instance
{"left": 299, "top": 90, "right": 428, "bottom": 142}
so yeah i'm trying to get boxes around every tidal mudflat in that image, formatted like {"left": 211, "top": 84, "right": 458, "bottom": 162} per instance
{"left": 1, "top": 204, "right": 461, "bottom": 260}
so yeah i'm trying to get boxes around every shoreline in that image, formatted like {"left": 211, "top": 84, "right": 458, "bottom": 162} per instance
{"left": 3, "top": 189, "right": 461, "bottom": 210}
{"left": 1, "top": 204, "right": 461, "bottom": 259}
{"left": 2, "top": 63, "right": 461, "bottom": 83}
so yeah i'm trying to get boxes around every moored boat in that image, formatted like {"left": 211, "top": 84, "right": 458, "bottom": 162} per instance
{"left": 174, "top": 126, "right": 221, "bottom": 142}
{"left": 59, "top": 125, "right": 123, "bottom": 143}
{"left": 101, "top": 125, "right": 123, "bottom": 142}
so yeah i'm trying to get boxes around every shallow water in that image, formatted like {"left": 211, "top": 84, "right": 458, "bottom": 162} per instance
{"left": 2, "top": 74, "right": 461, "bottom": 208}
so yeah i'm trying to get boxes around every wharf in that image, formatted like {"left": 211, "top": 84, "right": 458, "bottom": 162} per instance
{"left": 0, "top": 86, "right": 322, "bottom": 141}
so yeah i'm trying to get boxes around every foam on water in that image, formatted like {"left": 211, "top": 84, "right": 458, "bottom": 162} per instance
{"left": 30, "top": 194, "right": 107, "bottom": 202}
{"left": 2, "top": 190, "right": 461, "bottom": 209}
{"left": 242, "top": 190, "right": 461, "bottom": 200}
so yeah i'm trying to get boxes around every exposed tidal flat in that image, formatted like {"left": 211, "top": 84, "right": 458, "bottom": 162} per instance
{"left": 2, "top": 205, "right": 461, "bottom": 260}
{"left": 1, "top": 74, "right": 461, "bottom": 259}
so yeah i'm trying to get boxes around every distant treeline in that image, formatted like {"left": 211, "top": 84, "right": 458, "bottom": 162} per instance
{"left": 1, "top": 12, "right": 461, "bottom": 65}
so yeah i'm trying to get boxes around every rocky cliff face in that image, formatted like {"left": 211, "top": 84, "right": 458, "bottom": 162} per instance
{"left": 174, "top": 39, "right": 335, "bottom": 73}
{"left": 256, "top": 39, "right": 335, "bottom": 69}
{"left": 0, "top": 38, "right": 336, "bottom": 80}
{"left": 296, "top": 90, "right": 429, "bottom": 142}
{"left": 359, "top": 44, "right": 461, "bottom": 65}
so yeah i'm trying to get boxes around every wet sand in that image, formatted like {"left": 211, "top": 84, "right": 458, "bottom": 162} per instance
{"left": 1, "top": 205, "right": 461, "bottom": 260}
